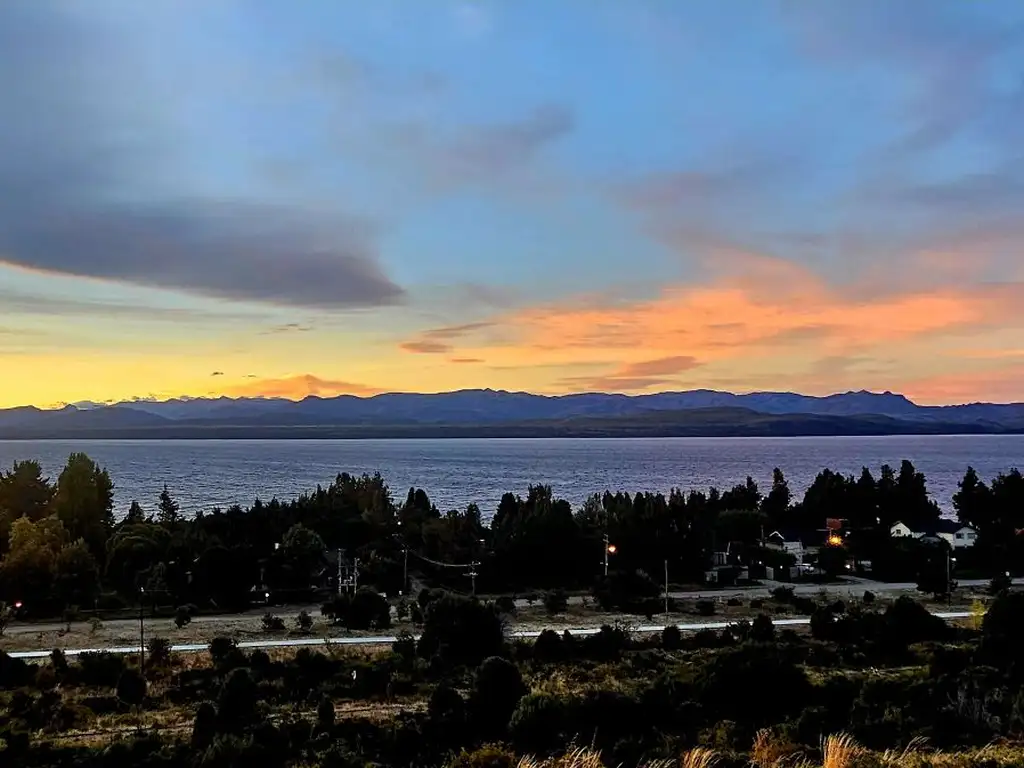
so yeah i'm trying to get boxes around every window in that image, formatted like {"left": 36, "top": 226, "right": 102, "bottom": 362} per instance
{"left": 955, "top": 533, "right": 965, "bottom": 539}
{"left": 967, "top": 533, "right": 977, "bottom": 539}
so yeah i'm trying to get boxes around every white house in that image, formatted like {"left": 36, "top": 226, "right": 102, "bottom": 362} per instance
{"left": 765, "top": 530, "right": 806, "bottom": 558}
{"left": 889, "top": 520, "right": 978, "bottom": 549}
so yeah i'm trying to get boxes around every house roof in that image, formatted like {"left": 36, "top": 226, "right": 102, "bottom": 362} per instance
{"left": 892, "top": 519, "right": 973, "bottom": 536}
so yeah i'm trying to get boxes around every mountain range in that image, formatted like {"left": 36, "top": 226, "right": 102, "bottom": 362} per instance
{"left": 2, "top": 389, "right": 1024, "bottom": 439}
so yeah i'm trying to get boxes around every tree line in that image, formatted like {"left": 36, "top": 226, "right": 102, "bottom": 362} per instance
{"left": 1, "top": 454, "right": 1022, "bottom": 617}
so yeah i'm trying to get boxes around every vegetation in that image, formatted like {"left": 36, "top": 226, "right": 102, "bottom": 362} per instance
{"left": 1, "top": 455, "right": 1022, "bottom": 620}
{"left": 0, "top": 587, "right": 1023, "bottom": 766}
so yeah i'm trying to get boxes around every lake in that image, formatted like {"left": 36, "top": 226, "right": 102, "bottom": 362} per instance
{"left": 1, "top": 436, "right": 1022, "bottom": 519}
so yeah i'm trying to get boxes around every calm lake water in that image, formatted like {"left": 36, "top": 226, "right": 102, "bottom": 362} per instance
{"left": 1, "top": 436, "right": 1022, "bottom": 519}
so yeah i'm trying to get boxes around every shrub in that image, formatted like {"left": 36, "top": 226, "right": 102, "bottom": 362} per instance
{"left": 495, "top": 596, "right": 517, "bottom": 615}
{"left": 662, "top": 624, "right": 683, "bottom": 650}
{"left": 349, "top": 588, "right": 391, "bottom": 629}
{"left": 989, "top": 572, "right": 1013, "bottom": 597}
{"left": 174, "top": 606, "right": 193, "bottom": 629}
{"left": 771, "top": 586, "right": 796, "bottom": 602}
{"left": 750, "top": 598, "right": 765, "bottom": 609}
{"left": 395, "top": 599, "right": 411, "bottom": 623}
{"left": 50, "top": 648, "right": 69, "bottom": 675}
{"left": 447, "top": 744, "right": 517, "bottom": 768}
{"left": 209, "top": 637, "right": 238, "bottom": 667}
{"left": 542, "top": 588, "right": 569, "bottom": 615}
{"left": 695, "top": 599, "right": 716, "bottom": 616}
{"left": 248, "top": 650, "right": 271, "bottom": 674}
{"left": 147, "top": 637, "right": 172, "bottom": 667}
{"left": 77, "top": 652, "right": 125, "bottom": 687}
{"left": 316, "top": 695, "right": 335, "bottom": 732}
{"left": 885, "top": 595, "right": 949, "bottom": 645}
{"left": 191, "top": 701, "right": 217, "bottom": 750}
{"left": 982, "top": 591, "right": 1024, "bottom": 665}
{"left": 428, "top": 683, "right": 466, "bottom": 724}
{"left": 584, "top": 624, "right": 630, "bottom": 660}
{"left": 417, "top": 593, "right": 505, "bottom": 664}
{"left": 509, "top": 692, "right": 566, "bottom": 753}
{"left": 726, "top": 597, "right": 742, "bottom": 607}
{"left": 696, "top": 644, "right": 811, "bottom": 725}
{"left": 469, "top": 656, "right": 527, "bottom": 736}
{"left": 863, "top": 590, "right": 876, "bottom": 605}
{"left": 533, "top": 629, "right": 563, "bottom": 661}
{"left": 392, "top": 630, "right": 417, "bottom": 662}
{"left": 592, "top": 569, "right": 660, "bottom": 611}
{"left": 116, "top": 668, "right": 147, "bottom": 708}
{"left": 88, "top": 617, "right": 103, "bottom": 635}
{"left": 295, "top": 610, "right": 314, "bottom": 633}
{"left": 262, "top": 614, "right": 286, "bottom": 632}
{"left": 218, "top": 668, "right": 258, "bottom": 733}
{"left": 750, "top": 614, "right": 775, "bottom": 643}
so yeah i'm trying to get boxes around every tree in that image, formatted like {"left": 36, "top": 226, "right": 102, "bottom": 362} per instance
{"left": 761, "top": 468, "right": 791, "bottom": 528}
{"left": 53, "top": 538, "right": 100, "bottom": 608}
{"left": 417, "top": 593, "right": 505, "bottom": 663}
{"left": 174, "top": 605, "right": 193, "bottom": 629}
{"left": 0, "top": 516, "right": 68, "bottom": 607}
{"left": 218, "top": 668, "right": 259, "bottom": 732}
{"left": 157, "top": 486, "right": 180, "bottom": 527}
{"left": 0, "top": 461, "right": 54, "bottom": 553}
{"left": 316, "top": 695, "right": 335, "bottom": 733}
{"left": 915, "top": 542, "right": 953, "bottom": 599}
{"left": 953, "top": 466, "right": 992, "bottom": 534}
{"left": 52, "top": 453, "right": 114, "bottom": 559}
{"left": 280, "top": 523, "right": 326, "bottom": 588}
{"left": 123, "top": 500, "right": 146, "bottom": 525}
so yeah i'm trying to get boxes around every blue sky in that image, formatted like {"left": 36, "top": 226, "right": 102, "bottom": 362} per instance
{"left": 3, "top": 0, "right": 1024, "bottom": 406}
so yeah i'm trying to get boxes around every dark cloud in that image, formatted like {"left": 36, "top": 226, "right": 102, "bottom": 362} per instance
{"left": 399, "top": 321, "right": 496, "bottom": 354}
{"left": 450, "top": 357, "right": 484, "bottom": 364}
{"left": 0, "top": 4, "right": 403, "bottom": 311}
{"left": 400, "top": 340, "right": 452, "bottom": 354}
{"left": 0, "top": 286, "right": 261, "bottom": 323}
{"left": 211, "top": 371, "right": 224, "bottom": 377}
{"left": 618, "top": 356, "right": 701, "bottom": 377}
{"left": 262, "top": 323, "right": 315, "bottom": 335}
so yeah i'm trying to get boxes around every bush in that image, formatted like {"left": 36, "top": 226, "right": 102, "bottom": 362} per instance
{"left": 509, "top": 692, "right": 566, "bottom": 753}
{"left": 147, "top": 637, "right": 172, "bottom": 667}
{"left": 989, "top": 572, "right": 1013, "bottom": 597}
{"left": 592, "top": 569, "right": 660, "bottom": 611}
{"left": 116, "top": 668, "right": 147, "bottom": 708}
{"left": 726, "top": 597, "right": 742, "bottom": 607}
{"left": 77, "top": 652, "right": 125, "bottom": 687}
{"left": 88, "top": 617, "right": 103, "bottom": 635}
{"left": 495, "top": 596, "right": 517, "bottom": 615}
{"left": 316, "top": 695, "right": 335, "bottom": 732}
{"left": 982, "top": 591, "right": 1024, "bottom": 665}
{"left": 863, "top": 590, "right": 876, "bottom": 605}
{"left": 542, "top": 589, "right": 569, "bottom": 615}
{"left": 750, "top": 614, "right": 775, "bottom": 643}
{"left": 750, "top": 598, "right": 764, "bottom": 610}
{"left": 262, "top": 614, "right": 286, "bottom": 632}
{"left": 174, "top": 606, "right": 193, "bottom": 629}
{"left": 771, "top": 586, "right": 796, "bottom": 602}
{"left": 218, "top": 668, "right": 258, "bottom": 733}
{"left": 392, "top": 630, "right": 417, "bottom": 663}
{"left": 469, "top": 656, "right": 527, "bottom": 737}
{"left": 295, "top": 610, "right": 314, "bottom": 633}
{"left": 695, "top": 600, "right": 716, "bottom": 616}
{"left": 418, "top": 593, "right": 505, "bottom": 664}
{"left": 209, "top": 637, "right": 238, "bottom": 667}
{"left": 662, "top": 624, "right": 683, "bottom": 650}
{"left": 191, "top": 701, "right": 217, "bottom": 750}
{"left": 533, "top": 629, "right": 563, "bottom": 661}
{"left": 885, "top": 596, "right": 949, "bottom": 645}
{"left": 395, "top": 599, "right": 411, "bottom": 623}
{"left": 447, "top": 744, "right": 518, "bottom": 768}
{"left": 350, "top": 588, "right": 391, "bottom": 629}
{"left": 696, "top": 644, "right": 811, "bottom": 725}
{"left": 428, "top": 683, "right": 466, "bottom": 724}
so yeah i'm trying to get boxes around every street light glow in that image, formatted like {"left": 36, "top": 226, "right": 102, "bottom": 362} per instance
{"left": 607, "top": 544, "right": 617, "bottom": 554}
{"left": 827, "top": 535, "right": 843, "bottom": 546}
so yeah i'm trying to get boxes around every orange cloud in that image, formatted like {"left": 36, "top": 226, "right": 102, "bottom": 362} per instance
{"left": 901, "top": 364, "right": 1024, "bottom": 406}
{"left": 407, "top": 253, "right": 1024, "bottom": 398}
{"left": 223, "top": 374, "right": 381, "bottom": 399}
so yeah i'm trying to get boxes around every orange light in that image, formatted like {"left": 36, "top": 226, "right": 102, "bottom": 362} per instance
{"left": 607, "top": 544, "right": 617, "bottom": 554}
{"left": 827, "top": 535, "right": 843, "bottom": 547}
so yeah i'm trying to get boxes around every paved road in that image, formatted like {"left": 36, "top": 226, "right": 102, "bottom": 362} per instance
{"left": 4, "top": 577, "right": 1011, "bottom": 637}
{"left": 5, "top": 611, "right": 975, "bottom": 660}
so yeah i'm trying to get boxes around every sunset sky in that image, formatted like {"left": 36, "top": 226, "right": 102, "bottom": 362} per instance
{"left": 3, "top": 0, "right": 1024, "bottom": 409}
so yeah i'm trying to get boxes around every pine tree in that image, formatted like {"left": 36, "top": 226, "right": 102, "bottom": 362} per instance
{"left": 157, "top": 485, "right": 180, "bottom": 527}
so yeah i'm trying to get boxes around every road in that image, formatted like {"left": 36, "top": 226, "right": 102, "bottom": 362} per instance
{"left": 3, "top": 577, "right": 1011, "bottom": 638}
{"left": 5, "top": 611, "right": 975, "bottom": 660}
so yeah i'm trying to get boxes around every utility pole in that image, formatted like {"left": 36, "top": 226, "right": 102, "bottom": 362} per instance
{"left": 664, "top": 559, "right": 669, "bottom": 614}
{"left": 469, "top": 562, "right": 479, "bottom": 596}
{"left": 336, "top": 549, "right": 343, "bottom": 597}
{"left": 352, "top": 557, "right": 359, "bottom": 594}
{"left": 138, "top": 587, "right": 146, "bottom": 674}
{"left": 603, "top": 533, "right": 610, "bottom": 577}
{"left": 402, "top": 547, "right": 409, "bottom": 596}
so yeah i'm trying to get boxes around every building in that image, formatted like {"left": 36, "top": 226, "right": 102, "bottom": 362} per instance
{"left": 889, "top": 520, "right": 978, "bottom": 549}
{"left": 765, "top": 530, "right": 807, "bottom": 559}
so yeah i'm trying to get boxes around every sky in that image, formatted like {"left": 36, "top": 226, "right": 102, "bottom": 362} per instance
{"left": 3, "top": 0, "right": 1024, "bottom": 409}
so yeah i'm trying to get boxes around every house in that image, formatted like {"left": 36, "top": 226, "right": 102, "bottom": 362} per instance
{"left": 765, "top": 530, "right": 806, "bottom": 559}
{"left": 889, "top": 520, "right": 978, "bottom": 549}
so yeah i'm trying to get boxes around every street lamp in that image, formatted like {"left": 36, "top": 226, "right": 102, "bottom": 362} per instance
{"left": 946, "top": 553, "right": 957, "bottom": 608}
